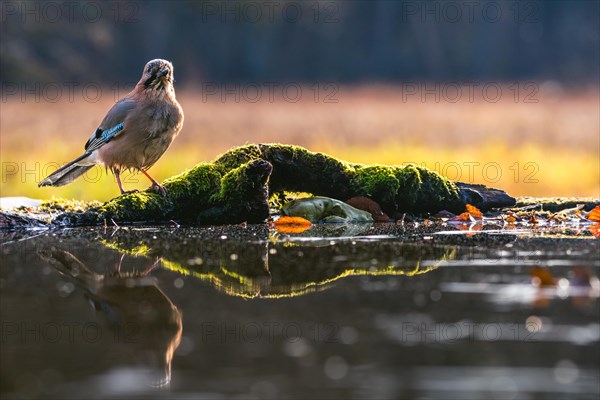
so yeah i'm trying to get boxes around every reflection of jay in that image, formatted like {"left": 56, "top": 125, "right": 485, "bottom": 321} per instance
{"left": 39, "top": 59, "right": 184, "bottom": 196}
{"left": 38, "top": 247, "right": 182, "bottom": 388}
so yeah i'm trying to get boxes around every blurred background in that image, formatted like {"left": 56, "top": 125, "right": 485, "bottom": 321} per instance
{"left": 1, "top": 0, "right": 598, "bottom": 201}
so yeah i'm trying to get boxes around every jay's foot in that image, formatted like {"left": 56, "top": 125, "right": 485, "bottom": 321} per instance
{"left": 149, "top": 183, "right": 167, "bottom": 197}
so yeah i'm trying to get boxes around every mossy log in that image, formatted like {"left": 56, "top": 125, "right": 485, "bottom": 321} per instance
{"left": 52, "top": 143, "right": 515, "bottom": 226}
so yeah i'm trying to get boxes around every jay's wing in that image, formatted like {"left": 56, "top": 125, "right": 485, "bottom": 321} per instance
{"left": 85, "top": 98, "right": 137, "bottom": 152}
{"left": 84, "top": 123, "right": 125, "bottom": 153}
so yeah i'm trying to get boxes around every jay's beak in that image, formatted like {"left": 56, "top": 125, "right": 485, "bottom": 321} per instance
{"left": 157, "top": 68, "right": 169, "bottom": 78}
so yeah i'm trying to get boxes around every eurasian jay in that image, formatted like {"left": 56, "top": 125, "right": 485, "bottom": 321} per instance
{"left": 39, "top": 59, "right": 184, "bottom": 196}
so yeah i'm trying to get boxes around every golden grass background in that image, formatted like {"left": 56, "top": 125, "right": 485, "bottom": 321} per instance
{"left": 1, "top": 85, "right": 598, "bottom": 202}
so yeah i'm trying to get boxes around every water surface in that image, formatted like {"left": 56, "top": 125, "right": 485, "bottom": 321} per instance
{"left": 1, "top": 224, "right": 599, "bottom": 399}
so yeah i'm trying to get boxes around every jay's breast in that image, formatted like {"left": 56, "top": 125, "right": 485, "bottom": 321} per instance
{"left": 98, "top": 101, "right": 183, "bottom": 171}
{"left": 97, "top": 127, "right": 178, "bottom": 171}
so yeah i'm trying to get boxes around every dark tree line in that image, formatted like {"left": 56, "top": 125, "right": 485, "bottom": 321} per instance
{"left": 1, "top": 0, "right": 598, "bottom": 85}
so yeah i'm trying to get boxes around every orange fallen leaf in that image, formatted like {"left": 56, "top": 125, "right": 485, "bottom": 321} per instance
{"left": 586, "top": 205, "right": 600, "bottom": 222}
{"left": 505, "top": 215, "right": 517, "bottom": 223}
{"left": 274, "top": 216, "right": 312, "bottom": 233}
{"left": 449, "top": 212, "right": 475, "bottom": 223}
{"left": 458, "top": 212, "right": 471, "bottom": 221}
{"left": 589, "top": 224, "right": 600, "bottom": 237}
{"left": 466, "top": 204, "right": 483, "bottom": 219}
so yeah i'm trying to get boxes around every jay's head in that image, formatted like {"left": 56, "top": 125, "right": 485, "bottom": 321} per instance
{"left": 139, "top": 59, "right": 175, "bottom": 92}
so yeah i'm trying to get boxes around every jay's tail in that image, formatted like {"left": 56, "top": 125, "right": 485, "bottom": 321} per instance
{"left": 38, "top": 152, "right": 96, "bottom": 187}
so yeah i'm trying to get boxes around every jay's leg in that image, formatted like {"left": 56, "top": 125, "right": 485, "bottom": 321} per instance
{"left": 107, "top": 253, "right": 126, "bottom": 277}
{"left": 140, "top": 257, "right": 162, "bottom": 276}
{"left": 141, "top": 170, "right": 167, "bottom": 197}
{"left": 113, "top": 168, "right": 138, "bottom": 195}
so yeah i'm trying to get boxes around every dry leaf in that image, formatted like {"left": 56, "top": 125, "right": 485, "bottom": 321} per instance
{"left": 345, "top": 196, "right": 391, "bottom": 222}
{"left": 459, "top": 212, "right": 471, "bottom": 221}
{"left": 274, "top": 216, "right": 312, "bottom": 233}
{"left": 448, "top": 212, "right": 475, "bottom": 223}
{"left": 505, "top": 215, "right": 517, "bottom": 223}
{"left": 466, "top": 204, "right": 483, "bottom": 219}
{"left": 586, "top": 205, "right": 600, "bottom": 222}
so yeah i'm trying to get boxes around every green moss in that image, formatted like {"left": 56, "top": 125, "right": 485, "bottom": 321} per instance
{"left": 211, "top": 160, "right": 272, "bottom": 223}
{"left": 213, "top": 144, "right": 263, "bottom": 171}
{"left": 269, "top": 191, "right": 313, "bottom": 209}
{"left": 392, "top": 164, "right": 460, "bottom": 212}
{"left": 164, "top": 164, "right": 221, "bottom": 199}
{"left": 261, "top": 143, "right": 353, "bottom": 198}
{"left": 94, "top": 163, "right": 226, "bottom": 223}
{"left": 39, "top": 198, "right": 100, "bottom": 213}
{"left": 23, "top": 198, "right": 103, "bottom": 225}
{"left": 411, "top": 165, "right": 460, "bottom": 212}
{"left": 163, "top": 163, "right": 223, "bottom": 216}
{"left": 351, "top": 165, "right": 400, "bottom": 212}
{"left": 213, "top": 165, "right": 244, "bottom": 203}
{"left": 393, "top": 164, "right": 422, "bottom": 209}
{"left": 99, "top": 191, "right": 167, "bottom": 222}
{"left": 260, "top": 144, "right": 461, "bottom": 214}
{"left": 41, "top": 144, "right": 505, "bottom": 226}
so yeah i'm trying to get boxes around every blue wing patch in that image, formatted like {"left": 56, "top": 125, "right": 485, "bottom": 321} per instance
{"left": 99, "top": 122, "right": 124, "bottom": 142}
{"left": 85, "top": 122, "right": 125, "bottom": 151}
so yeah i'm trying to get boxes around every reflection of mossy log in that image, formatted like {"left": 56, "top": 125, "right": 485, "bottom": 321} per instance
{"left": 54, "top": 144, "right": 515, "bottom": 226}
{"left": 101, "top": 228, "right": 455, "bottom": 299}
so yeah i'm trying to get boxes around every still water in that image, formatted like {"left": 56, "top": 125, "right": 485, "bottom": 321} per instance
{"left": 1, "top": 224, "right": 599, "bottom": 399}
